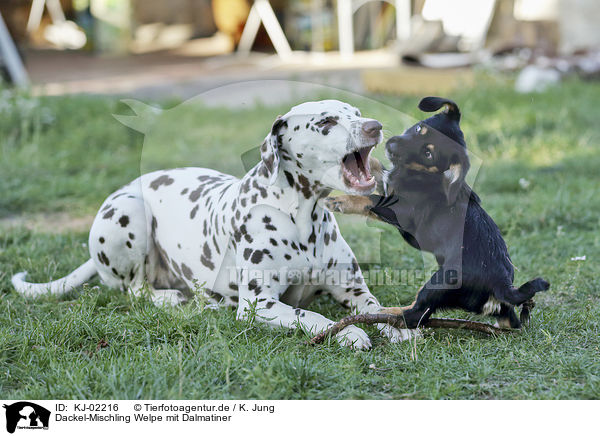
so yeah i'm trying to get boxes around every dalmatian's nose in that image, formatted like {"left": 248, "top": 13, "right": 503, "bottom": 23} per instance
{"left": 362, "top": 120, "right": 383, "bottom": 137}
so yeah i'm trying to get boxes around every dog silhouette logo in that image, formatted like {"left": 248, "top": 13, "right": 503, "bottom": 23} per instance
{"left": 3, "top": 402, "right": 50, "bottom": 433}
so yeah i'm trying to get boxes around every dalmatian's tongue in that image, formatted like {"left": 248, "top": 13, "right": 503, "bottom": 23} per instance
{"left": 342, "top": 147, "right": 375, "bottom": 191}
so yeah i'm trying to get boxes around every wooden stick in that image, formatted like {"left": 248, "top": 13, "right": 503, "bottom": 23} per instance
{"left": 309, "top": 313, "right": 516, "bottom": 345}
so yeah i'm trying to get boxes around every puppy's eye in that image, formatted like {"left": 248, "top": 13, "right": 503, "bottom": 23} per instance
{"left": 415, "top": 125, "right": 421, "bottom": 133}
{"left": 424, "top": 150, "right": 433, "bottom": 160}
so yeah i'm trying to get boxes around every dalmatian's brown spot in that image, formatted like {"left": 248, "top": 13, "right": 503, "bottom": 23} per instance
{"left": 190, "top": 205, "right": 199, "bottom": 219}
{"left": 149, "top": 175, "right": 174, "bottom": 190}
{"left": 297, "top": 174, "right": 312, "bottom": 199}
{"left": 103, "top": 208, "right": 115, "bottom": 219}
{"left": 181, "top": 263, "right": 193, "bottom": 280}
{"left": 99, "top": 237, "right": 105, "bottom": 244}
{"left": 118, "top": 215, "right": 130, "bottom": 227}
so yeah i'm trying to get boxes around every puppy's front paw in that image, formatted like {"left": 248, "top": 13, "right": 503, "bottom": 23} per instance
{"left": 323, "top": 195, "right": 372, "bottom": 215}
{"left": 377, "top": 324, "right": 422, "bottom": 343}
{"left": 323, "top": 196, "right": 347, "bottom": 213}
{"left": 335, "top": 325, "right": 372, "bottom": 350}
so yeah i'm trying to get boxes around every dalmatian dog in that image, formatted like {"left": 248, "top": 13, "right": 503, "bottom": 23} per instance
{"left": 12, "top": 100, "right": 414, "bottom": 349}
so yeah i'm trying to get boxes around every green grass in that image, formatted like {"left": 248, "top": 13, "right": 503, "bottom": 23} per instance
{"left": 1, "top": 78, "right": 600, "bottom": 399}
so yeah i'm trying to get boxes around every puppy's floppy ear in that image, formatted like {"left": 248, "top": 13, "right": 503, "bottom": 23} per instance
{"left": 258, "top": 116, "right": 287, "bottom": 185}
{"left": 418, "top": 96, "right": 461, "bottom": 122}
{"left": 442, "top": 148, "right": 470, "bottom": 205}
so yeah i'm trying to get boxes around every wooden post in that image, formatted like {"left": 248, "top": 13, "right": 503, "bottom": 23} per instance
{"left": 0, "top": 11, "right": 29, "bottom": 86}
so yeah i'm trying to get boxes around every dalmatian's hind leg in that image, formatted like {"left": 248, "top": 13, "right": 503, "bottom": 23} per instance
{"left": 88, "top": 191, "right": 186, "bottom": 307}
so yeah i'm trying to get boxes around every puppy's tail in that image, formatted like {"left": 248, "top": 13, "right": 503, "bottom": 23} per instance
{"left": 514, "top": 277, "right": 550, "bottom": 303}
{"left": 11, "top": 259, "right": 97, "bottom": 298}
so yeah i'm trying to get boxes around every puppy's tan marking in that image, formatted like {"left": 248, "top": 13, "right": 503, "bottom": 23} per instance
{"left": 404, "top": 162, "right": 440, "bottom": 173}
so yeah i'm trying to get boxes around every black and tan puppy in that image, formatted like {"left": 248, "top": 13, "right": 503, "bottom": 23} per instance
{"left": 327, "top": 97, "right": 549, "bottom": 329}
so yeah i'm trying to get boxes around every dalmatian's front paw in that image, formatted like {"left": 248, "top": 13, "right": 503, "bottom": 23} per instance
{"left": 335, "top": 325, "right": 372, "bottom": 350}
{"left": 377, "top": 324, "right": 422, "bottom": 343}
{"left": 151, "top": 290, "right": 187, "bottom": 307}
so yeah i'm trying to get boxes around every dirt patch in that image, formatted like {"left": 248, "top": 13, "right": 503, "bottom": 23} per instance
{"left": 0, "top": 212, "right": 94, "bottom": 234}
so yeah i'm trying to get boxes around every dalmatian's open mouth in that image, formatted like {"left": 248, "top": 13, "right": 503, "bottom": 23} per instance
{"left": 341, "top": 145, "right": 375, "bottom": 191}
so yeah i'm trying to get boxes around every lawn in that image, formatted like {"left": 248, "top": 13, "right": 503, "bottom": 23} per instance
{"left": 0, "top": 78, "right": 599, "bottom": 399}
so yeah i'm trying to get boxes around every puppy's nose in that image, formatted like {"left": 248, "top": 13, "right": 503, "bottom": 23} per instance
{"left": 362, "top": 120, "right": 383, "bottom": 136}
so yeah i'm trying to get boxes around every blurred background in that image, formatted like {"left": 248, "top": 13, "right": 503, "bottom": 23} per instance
{"left": 1, "top": 0, "right": 599, "bottom": 100}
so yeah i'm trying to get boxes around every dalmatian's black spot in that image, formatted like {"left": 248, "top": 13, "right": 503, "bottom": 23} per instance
{"left": 327, "top": 258, "right": 334, "bottom": 269}
{"left": 126, "top": 241, "right": 132, "bottom": 248}
{"left": 111, "top": 267, "right": 119, "bottom": 276}
{"left": 284, "top": 254, "right": 292, "bottom": 260}
{"left": 331, "top": 229, "right": 337, "bottom": 242}
{"left": 200, "top": 255, "right": 215, "bottom": 270}
{"left": 283, "top": 171, "right": 295, "bottom": 188}
{"left": 202, "top": 242, "right": 212, "bottom": 260}
{"left": 118, "top": 215, "right": 129, "bottom": 227}
{"left": 354, "top": 289, "right": 365, "bottom": 296}
{"left": 296, "top": 153, "right": 303, "bottom": 158}
{"left": 128, "top": 232, "right": 135, "bottom": 240}
{"left": 181, "top": 263, "right": 193, "bottom": 280}
{"left": 299, "top": 243, "right": 308, "bottom": 252}
{"left": 229, "top": 282, "right": 239, "bottom": 291}
{"left": 250, "top": 250, "right": 264, "bottom": 264}
{"left": 180, "top": 188, "right": 189, "bottom": 195}
{"left": 99, "top": 237, "right": 105, "bottom": 244}
{"left": 190, "top": 205, "right": 199, "bottom": 219}
{"left": 294, "top": 308, "right": 302, "bottom": 316}
{"left": 241, "top": 198, "right": 247, "bottom": 207}
{"left": 103, "top": 208, "right": 115, "bottom": 219}
{"left": 151, "top": 216, "right": 158, "bottom": 233}
{"left": 97, "top": 251, "right": 110, "bottom": 266}
{"left": 269, "top": 238, "right": 278, "bottom": 246}
{"left": 290, "top": 241, "right": 298, "bottom": 251}
{"left": 243, "top": 248, "right": 252, "bottom": 260}
{"left": 171, "top": 260, "right": 181, "bottom": 275}
{"left": 101, "top": 204, "right": 112, "bottom": 212}
{"left": 129, "top": 268, "right": 135, "bottom": 281}
{"left": 189, "top": 186, "right": 204, "bottom": 202}
{"left": 352, "top": 259, "right": 359, "bottom": 273}
{"left": 230, "top": 296, "right": 239, "bottom": 303}
{"left": 294, "top": 126, "right": 299, "bottom": 131}
{"left": 212, "top": 235, "right": 221, "bottom": 255}
{"left": 266, "top": 301, "right": 275, "bottom": 309}
{"left": 282, "top": 239, "right": 288, "bottom": 245}
{"left": 149, "top": 174, "right": 174, "bottom": 190}
{"left": 251, "top": 193, "right": 258, "bottom": 204}
{"left": 324, "top": 233, "right": 330, "bottom": 245}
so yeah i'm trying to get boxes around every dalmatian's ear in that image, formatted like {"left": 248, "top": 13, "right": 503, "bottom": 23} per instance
{"left": 258, "top": 116, "right": 287, "bottom": 185}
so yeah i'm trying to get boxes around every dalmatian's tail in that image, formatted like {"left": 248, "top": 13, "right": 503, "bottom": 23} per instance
{"left": 11, "top": 259, "right": 97, "bottom": 297}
